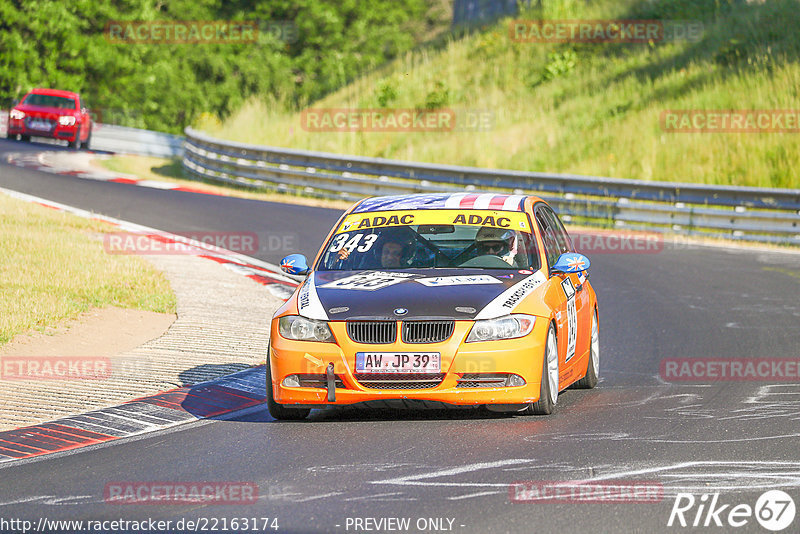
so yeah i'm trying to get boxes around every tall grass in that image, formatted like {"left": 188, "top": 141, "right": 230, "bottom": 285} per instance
{"left": 198, "top": 0, "right": 800, "bottom": 188}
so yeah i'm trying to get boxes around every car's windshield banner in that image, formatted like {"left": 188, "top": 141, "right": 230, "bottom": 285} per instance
{"left": 337, "top": 210, "right": 531, "bottom": 234}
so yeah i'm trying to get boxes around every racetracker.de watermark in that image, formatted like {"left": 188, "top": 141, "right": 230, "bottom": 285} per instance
{"left": 0, "top": 356, "right": 159, "bottom": 380}
{"left": 299, "top": 108, "right": 494, "bottom": 132}
{"left": 660, "top": 358, "right": 800, "bottom": 382}
{"left": 103, "top": 231, "right": 259, "bottom": 255}
{"left": 104, "top": 481, "right": 259, "bottom": 505}
{"left": 571, "top": 231, "right": 665, "bottom": 254}
{"left": 105, "top": 20, "right": 259, "bottom": 44}
{"left": 660, "top": 110, "right": 800, "bottom": 133}
{"left": 510, "top": 480, "right": 663, "bottom": 503}
{"left": 1, "top": 357, "right": 112, "bottom": 380}
{"left": 509, "top": 19, "right": 703, "bottom": 43}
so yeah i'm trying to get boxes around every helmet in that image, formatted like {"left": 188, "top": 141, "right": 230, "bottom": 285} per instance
{"left": 475, "top": 227, "right": 517, "bottom": 266}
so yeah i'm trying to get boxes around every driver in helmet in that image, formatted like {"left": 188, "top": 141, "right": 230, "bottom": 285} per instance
{"left": 337, "top": 227, "right": 416, "bottom": 268}
{"left": 475, "top": 226, "right": 518, "bottom": 266}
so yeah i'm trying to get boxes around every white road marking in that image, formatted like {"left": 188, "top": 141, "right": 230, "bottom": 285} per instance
{"left": 372, "top": 459, "right": 534, "bottom": 488}
{"left": 448, "top": 490, "right": 503, "bottom": 500}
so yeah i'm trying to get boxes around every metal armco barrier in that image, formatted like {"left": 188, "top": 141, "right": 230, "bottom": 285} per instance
{"left": 91, "top": 124, "right": 183, "bottom": 157}
{"left": 183, "top": 127, "right": 800, "bottom": 245}
{"left": 2, "top": 110, "right": 182, "bottom": 158}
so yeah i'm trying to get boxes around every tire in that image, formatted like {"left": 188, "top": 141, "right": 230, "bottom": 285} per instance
{"left": 574, "top": 309, "right": 599, "bottom": 389}
{"left": 5, "top": 132, "right": 14, "bottom": 140}
{"left": 69, "top": 128, "right": 81, "bottom": 150}
{"left": 82, "top": 126, "right": 92, "bottom": 150}
{"left": 20, "top": 135, "right": 30, "bottom": 142}
{"left": 524, "top": 323, "right": 559, "bottom": 415}
{"left": 266, "top": 353, "right": 310, "bottom": 421}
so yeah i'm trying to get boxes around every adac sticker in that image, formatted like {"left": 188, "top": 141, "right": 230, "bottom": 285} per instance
{"left": 337, "top": 210, "right": 530, "bottom": 234}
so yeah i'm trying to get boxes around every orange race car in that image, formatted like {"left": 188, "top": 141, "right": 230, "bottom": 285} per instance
{"left": 268, "top": 192, "right": 599, "bottom": 420}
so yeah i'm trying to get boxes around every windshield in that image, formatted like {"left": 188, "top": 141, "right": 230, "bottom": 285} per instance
{"left": 22, "top": 94, "right": 77, "bottom": 109}
{"left": 318, "top": 211, "right": 539, "bottom": 271}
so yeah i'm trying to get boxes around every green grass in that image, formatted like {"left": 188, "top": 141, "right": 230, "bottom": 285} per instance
{"left": 0, "top": 193, "right": 176, "bottom": 345}
{"left": 198, "top": 0, "right": 800, "bottom": 189}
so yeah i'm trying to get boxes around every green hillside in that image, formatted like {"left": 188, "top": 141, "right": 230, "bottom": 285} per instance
{"left": 200, "top": 0, "right": 800, "bottom": 188}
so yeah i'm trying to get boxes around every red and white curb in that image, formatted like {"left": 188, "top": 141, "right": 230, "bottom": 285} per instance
{"left": 5, "top": 151, "right": 226, "bottom": 196}
{"left": 0, "top": 366, "right": 269, "bottom": 464}
{"left": 0, "top": 186, "right": 300, "bottom": 301}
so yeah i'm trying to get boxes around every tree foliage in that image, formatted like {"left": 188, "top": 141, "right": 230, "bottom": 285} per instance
{"left": 0, "top": 0, "right": 434, "bottom": 133}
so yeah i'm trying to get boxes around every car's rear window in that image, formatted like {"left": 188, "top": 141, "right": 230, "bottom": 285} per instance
{"left": 22, "top": 94, "right": 77, "bottom": 109}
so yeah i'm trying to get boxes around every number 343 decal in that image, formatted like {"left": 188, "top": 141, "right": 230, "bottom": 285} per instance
{"left": 328, "top": 233, "right": 379, "bottom": 254}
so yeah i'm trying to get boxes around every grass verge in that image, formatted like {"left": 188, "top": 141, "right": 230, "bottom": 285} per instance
{"left": 0, "top": 193, "right": 176, "bottom": 345}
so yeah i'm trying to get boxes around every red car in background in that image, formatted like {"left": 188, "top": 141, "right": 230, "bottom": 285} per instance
{"left": 6, "top": 88, "right": 92, "bottom": 149}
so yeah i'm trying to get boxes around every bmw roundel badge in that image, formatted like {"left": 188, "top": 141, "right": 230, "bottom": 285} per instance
{"left": 394, "top": 308, "right": 408, "bottom": 316}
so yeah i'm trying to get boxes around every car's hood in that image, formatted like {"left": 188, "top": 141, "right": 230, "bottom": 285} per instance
{"left": 297, "top": 268, "right": 547, "bottom": 321}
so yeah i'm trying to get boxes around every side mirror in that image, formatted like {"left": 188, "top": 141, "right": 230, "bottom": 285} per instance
{"left": 280, "top": 254, "right": 310, "bottom": 276}
{"left": 552, "top": 252, "right": 590, "bottom": 274}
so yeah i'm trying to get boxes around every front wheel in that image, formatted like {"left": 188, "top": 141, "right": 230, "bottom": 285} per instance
{"left": 524, "top": 323, "right": 559, "bottom": 415}
{"left": 81, "top": 126, "right": 92, "bottom": 150}
{"left": 68, "top": 127, "right": 82, "bottom": 149}
{"left": 20, "top": 134, "right": 30, "bottom": 142}
{"left": 266, "top": 354, "right": 310, "bottom": 421}
{"left": 573, "top": 309, "right": 599, "bottom": 389}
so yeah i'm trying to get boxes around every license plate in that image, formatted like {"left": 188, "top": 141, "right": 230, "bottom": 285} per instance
{"left": 355, "top": 352, "right": 440, "bottom": 374}
{"left": 29, "top": 120, "right": 52, "bottom": 131}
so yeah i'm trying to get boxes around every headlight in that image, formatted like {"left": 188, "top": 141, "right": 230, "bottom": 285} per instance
{"left": 58, "top": 116, "right": 76, "bottom": 126}
{"left": 10, "top": 110, "right": 24, "bottom": 120}
{"left": 466, "top": 314, "right": 536, "bottom": 342}
{"left": 278, "top": 315, "right": 334, "bottom": 342}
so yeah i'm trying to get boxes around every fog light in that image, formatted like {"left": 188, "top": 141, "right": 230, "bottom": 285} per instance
{"left": 282, "top": 375, "right": 300, "bottom": 388}
{"left": 506, "top": 374, "right": 526, "bottom": 387}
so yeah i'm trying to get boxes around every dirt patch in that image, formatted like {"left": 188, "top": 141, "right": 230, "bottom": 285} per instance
{"left": 0, "top": 306, "right": 175, "bottom": 357}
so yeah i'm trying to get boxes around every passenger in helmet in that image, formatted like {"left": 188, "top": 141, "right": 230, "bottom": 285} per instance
{"left": 475, "top": 226, "right": 518, "bottom": 266}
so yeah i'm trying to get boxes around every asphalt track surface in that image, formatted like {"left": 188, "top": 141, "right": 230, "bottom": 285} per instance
{"left": 1, "top": 139, "right": 799, "bottom": 533}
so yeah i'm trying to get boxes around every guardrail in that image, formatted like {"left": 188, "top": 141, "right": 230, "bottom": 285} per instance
{"left": 91, "top": 124, "right": 183, "bottom": 157}
{"left": 181, "top": 127, "right": 799, "bottom": 245}
{"left": 1, "top": 110, "right": 182, "bottom": 158}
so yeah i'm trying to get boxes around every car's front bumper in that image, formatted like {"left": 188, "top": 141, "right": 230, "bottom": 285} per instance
{"left": 7, "top": 119, "right": 80, "bottom": 141}
{"left": 269, "top": 319, "right": 548, "bottom": 407}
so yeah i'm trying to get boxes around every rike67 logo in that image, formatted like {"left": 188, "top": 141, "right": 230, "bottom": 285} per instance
{"left": 668, "top": 490, "right": 796, "bottom": 531}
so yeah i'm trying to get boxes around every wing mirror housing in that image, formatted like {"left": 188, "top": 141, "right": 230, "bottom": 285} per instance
{"left": 280, "top": 254, "right": 310, "bottom": 276}
{"left": 552, "top": 252, "right": 590, "bottom": 274}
